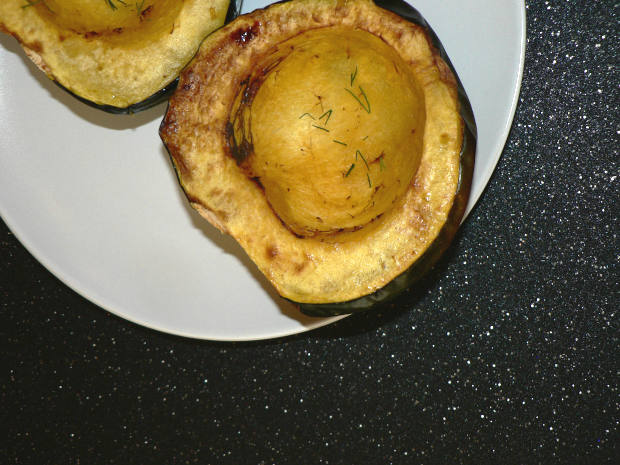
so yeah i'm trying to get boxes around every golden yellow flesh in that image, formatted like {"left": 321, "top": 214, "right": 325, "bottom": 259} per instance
{"left": 247, "top": 27, "right": 425, "bottom": 237}
{"left": 0, "top": 0, "right": 230, "bottom": 108}
{"left": 35, "top": 0, "right": 180, "bottom": 34}
{"left": 160, "top": 0, "right": 463, "bottom": 304}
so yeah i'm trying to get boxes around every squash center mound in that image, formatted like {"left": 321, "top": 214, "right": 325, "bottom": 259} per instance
{"left": 35, "top": 0, "right": 181, "bottom": 38}
{"left": 245, "top": 27, "right": 426, "bottom": 237}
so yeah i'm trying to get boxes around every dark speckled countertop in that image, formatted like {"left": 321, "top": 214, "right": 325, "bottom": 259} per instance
{"left": 2, "top": 1, "right": 618, "bottom": 463}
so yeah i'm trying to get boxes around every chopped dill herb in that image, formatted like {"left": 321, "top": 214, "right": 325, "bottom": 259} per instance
{"left": 356, "top": 150, "right": 369, "bottom": 170}
{"left": 319, "top": 109, "right": 332, "bottom": 124}
{"left": 345, "top": 163, "right": 355, "bottom": 177}
{"left": 344, "top": 87, "right": 371, "bottom": 113}
{"left": 299, "top": 112, "right": 315, "bottom": 120}
{"left": 106, "top": 0, "right": 118, "bottom": 10}
{"left": 379, "top": 156, "right": 386, "bottom": 171}
{"left": 362, "top": 135, "right": 369, "bottom": 141}
{"left": 358, "top": 86, "right": 371, "bottom": 113}
{"left": 333, "top": 140, "right": 347, "bottom": 146}
{"left": 312, "top": 125, "right": 329, "bottom": 132}
{"left": 21, "top": 0, "right": 41, "bottom": 8}
{"left": 350, "top": 65, "right": 358, "bottom": 86}
{"left": 21, "top": 0, "right": 52, "bottom": 12}
{"left": 367, "top": 173, "right": 372, "bottom": 187}
{"left": 135, "top": 0, "right": 145, "bottom": 15}
{"left": 118, "top": 0, "right": 128, "bottom": 5}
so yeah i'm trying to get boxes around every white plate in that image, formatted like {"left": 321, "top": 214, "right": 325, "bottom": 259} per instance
{"left": 0, "top": 0, "right": 525, "bottom": 341}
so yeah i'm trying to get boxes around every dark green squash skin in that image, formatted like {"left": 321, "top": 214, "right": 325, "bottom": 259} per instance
{"left": 297, "top": 0, "right": 477, "bottom": 316}
{"left": 63, "top": 0, "right": 242, "bottom": 114}
{"left": 57, "top": 81, "right": 178, "bottom": 114}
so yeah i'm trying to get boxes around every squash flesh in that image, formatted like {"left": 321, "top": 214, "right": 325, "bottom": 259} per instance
{"left": 0, "top": 0, "right": 231, "bottom": 109}
{"left": 160, "top": 0, "right": 464, "bottom": 304}
{"left": 238, "top": 26, "right": 426, "bottom": 237}
{"left": 33, "top": 0, "right": 181, "bottom": 35}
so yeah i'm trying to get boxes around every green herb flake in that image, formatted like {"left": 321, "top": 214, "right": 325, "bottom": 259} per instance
{"left": 312, "top": 124, "right": 329, "bottom": 132}
{"left": 345, "top": 163, "right": 355, "bottom": 177}
{"left": 358, "top": 86, "right": 371, "bottom": 113}
{"left": 106, "top": 0, "right": 118, "bottom": 10}
{"left": 319, "top": 109, "right": 332, "bottom": 124}
{"left": 379, "top": 156, "right": 386, "bottom": 171}
{"left": 367, "top": 173, "right": 372, "bottom": 187}
{"left": 21, "top": 0, "right": 40, "bottom": 8}
{"left": 350, "top": 65, "right": 358, "bottom": 86}
{"left": 355, "top": 150, "right": 369, "bottom": 170}
{"left": 344, "top": 87, "right": 371, "bottom": 114}
{"left": 299, "top": 112, "right": 315, "bottom": 120}
{"left": 21, "top": 0, "right": 52, "bottom": 11}
{"left": 333, "top": 140, "right": 347, "bottom": 146}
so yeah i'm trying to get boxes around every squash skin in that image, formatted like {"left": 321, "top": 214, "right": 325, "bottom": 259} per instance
{"left": 0, "top": 0, "right": 239, "bottom": 113}
{"left": 53, "top": 79, "right": 178, "bottom": 115}
{"left": 160, "top": 0, "right": 476, "bottom": 310}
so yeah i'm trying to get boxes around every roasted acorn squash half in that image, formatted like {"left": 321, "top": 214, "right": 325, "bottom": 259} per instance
{"left": 0, "top": 0, "right": 236, "bottom": 113}
{"left": 160, "top": 0, "right": 476, "bottom": 315}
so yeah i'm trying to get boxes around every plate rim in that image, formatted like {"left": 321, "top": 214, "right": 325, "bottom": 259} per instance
{"left": 0, "top": 0, "right": 526, "bottom": 342}
{"left": 464, "top": 0, "right": 527, "bottom": 218}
